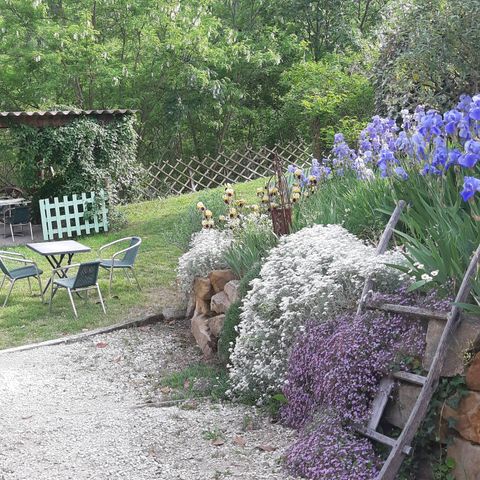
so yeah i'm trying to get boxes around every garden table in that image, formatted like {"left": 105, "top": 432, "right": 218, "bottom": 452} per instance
{"left": 0, "top": 198, "right": 28, "bottom": 208}
{"left": 27, "top": 240, "right": 91, "bottom": 294}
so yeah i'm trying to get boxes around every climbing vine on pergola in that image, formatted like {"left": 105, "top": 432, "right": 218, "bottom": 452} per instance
{"left": 1, "top": 109, "right": 141, "bottom": 218}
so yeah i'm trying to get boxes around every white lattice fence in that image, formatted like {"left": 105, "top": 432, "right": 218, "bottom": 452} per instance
{"left": 140, "top": 140, "right": 312, "bottom": 197}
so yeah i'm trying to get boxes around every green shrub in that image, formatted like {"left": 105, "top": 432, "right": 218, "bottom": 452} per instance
{"left": 293, "top": 172, "right": 394, "bottom": 243}
{"left": 218, "top": 259, "right": 264, "bottom": 365}
{"left": 238, "top": 261, "right": 263, "bottom": 298}
{"left": 218, "top": 301, "right": 242, "bottom": 365}
{"left": 224, "top": 216, "right": 278, "bottom": 278}
{"left": 12, "top": 116, "right": 140, "bottom": 209}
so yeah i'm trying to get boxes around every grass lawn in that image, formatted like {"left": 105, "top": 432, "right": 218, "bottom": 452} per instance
{"left": 0, "top": 179, "right": 263, "bottom": 349}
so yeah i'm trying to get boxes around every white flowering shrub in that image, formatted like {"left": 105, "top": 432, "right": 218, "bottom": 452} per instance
{"left": 177, "top": 229, "right": 233, "bottom": 295}
{"left": 228, "top": 224, "right": 405, "bottom": 401}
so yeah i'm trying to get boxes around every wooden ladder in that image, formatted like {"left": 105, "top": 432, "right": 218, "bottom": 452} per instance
{"left": 356, "top": 200, "right": 480, "bottom": 480}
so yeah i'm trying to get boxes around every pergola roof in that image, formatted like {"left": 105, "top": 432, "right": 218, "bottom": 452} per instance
{"left": 0, "top": 109, "right": 137, "bottom": 128}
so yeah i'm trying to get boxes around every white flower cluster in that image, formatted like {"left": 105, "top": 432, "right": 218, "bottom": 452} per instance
{"left": 177, "top": 229, "right": 233, "bottom": 295}
{"left": 228, "top": 224, "right": 405, "bottom": 401}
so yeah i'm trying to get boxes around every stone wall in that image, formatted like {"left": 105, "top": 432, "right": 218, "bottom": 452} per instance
{"left": 185, "top": 279, "right": 480, "bottom": 477}
{"left": 187, "top": 269, "right": 240, "bottom": 359}
{"left": 385, "top": 315, "right": 480, "bottom": 479}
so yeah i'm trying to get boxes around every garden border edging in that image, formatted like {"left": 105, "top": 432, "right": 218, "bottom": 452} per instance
{"left": 0, "top": 312, "right": 165, "bottom": 355}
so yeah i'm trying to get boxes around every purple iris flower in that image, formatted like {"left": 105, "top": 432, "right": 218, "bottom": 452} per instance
{"left": 460, "top": 176, "right": 480, "bottom": 201}
{"left": 444, "top": 109, "right": 462, "bottom": 135}
{"left": 394, "top": 166, "right": 408, "bottom": 180}
{"left": 411, "top": 132, "right": 427, "bottom": 160}
{"left": 419, "top": 110, "right": 444, "bottom": 138}
{"left": 446, "top": 149, "right": 462, "bottom": 169}
{"left": 422, "top": 164, "right": 441, "bottom": 176}
{"left": 311, "top": 158, "right": 320, "bottom": 178}
{"left": 457, "top": 94, "right": 473, "bottom": 113}
{"left": 459, "top": 140, "right": 480, "bottom": 168}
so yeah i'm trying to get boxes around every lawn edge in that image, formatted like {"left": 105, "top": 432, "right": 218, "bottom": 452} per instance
{"left": 0, "top": 313, "right": 165, "bottom": 355}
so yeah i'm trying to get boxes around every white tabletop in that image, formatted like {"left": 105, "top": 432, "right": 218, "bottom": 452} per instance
{"left": 27, "top": 240, "right": 91, "bottom": 256}
{"left": 0, "top": 198, "right": 28, "bottom": 207}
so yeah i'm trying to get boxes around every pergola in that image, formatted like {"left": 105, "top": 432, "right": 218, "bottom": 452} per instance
{"left": 0, "top": 109, "right": 136, "bottom": 128}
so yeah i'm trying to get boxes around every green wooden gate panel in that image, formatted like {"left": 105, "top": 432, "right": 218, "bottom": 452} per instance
{"left": 39, "top": 190, "right": 109, "bottom": 241}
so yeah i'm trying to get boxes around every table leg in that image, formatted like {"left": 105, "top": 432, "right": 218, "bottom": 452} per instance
{"left": 42, "top": 254, "right": 67, "bottom": 295}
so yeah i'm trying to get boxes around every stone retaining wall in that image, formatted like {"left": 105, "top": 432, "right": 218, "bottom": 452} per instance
{"left": 386, "top": 314, "right": 480, "bottom": 479}
{"left": 185, "top": 277, "right": 480, "bottom": 477}
{"left": 187, "top": 269, "right": 240, "bottom": 359}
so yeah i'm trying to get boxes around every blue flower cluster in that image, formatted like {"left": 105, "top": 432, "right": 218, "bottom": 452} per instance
{"left": 303, "top": 94, "right": 480, "bottom": 201}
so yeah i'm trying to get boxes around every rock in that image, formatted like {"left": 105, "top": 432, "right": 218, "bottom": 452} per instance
{"left": 193, "top": 277, "right": 214, "bottom": 300}
{"left": 185, "top": 294, "right": 196, "bottom": 319}
{"left": 211, "top": 291, "right": 230, "bottom": 314}
{"left": 194, "top": 297, "right": 211, "bottom": 317}
{"left": 443, "top": 391, "right": 480, "bottom": 444}
{"left": 447, "top": 435, "right": 480, "bottom": 480}
{"left": 467, "top": 352, "right": 480, "bottom": 391}
{"left": 423, "top": 317, "right": 480, "bottom": 377}
{"left": 162, "top": 306, "right": 185, "bottom": 322}
{"left": 209, "top": 270, "right": 236, "bottom": 293}
{"left": 190, "top": 314, "right": 214, "bottom": 359}
{"left": 385, "top": 383, "right": 421, "bottom": 429}
{"left": 208, "top": 314, "right": 225, "bottom": 338}
{"left": 224, "top": 280, "right": 241, "bottom": 304}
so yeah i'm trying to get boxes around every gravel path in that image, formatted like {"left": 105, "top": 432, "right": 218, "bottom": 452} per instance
{"left": 0, "top": 320, "right": 295, "bottom": 480}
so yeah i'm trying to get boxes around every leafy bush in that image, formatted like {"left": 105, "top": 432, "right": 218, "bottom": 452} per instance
{"left": 224, "top": 214, "right": 278, "bottom": 278}
{"left": 12, "top": 116, "right": 141, "bottom": 215}
{"left": 278, "top": 54, "right": 374, "bottom": 158}
{"left": 177, "top": 229, "right": 233, "bottom": 296}
{"left": 282, "top": 311, "right": 424, "bottom": 479}
{"left": 217, "top": 301, "right": 242, "bottom": 365}
{"left": 228, "top": 224, "right": 405, "bottom": 401}
{"left": 373, "top": 0, "right": 480, "bottom": 115}
{"left": 292, "top": 171, "right": 394, "bottom": 242}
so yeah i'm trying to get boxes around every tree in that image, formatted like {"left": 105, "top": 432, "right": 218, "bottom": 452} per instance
{"left": 277, "top": 55, "right": 374, "bottom": 158}
{"left": 373, "top": 0, "right": 480, "bottom": 114}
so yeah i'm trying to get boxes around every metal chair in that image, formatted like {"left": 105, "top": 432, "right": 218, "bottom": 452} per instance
{"left": 0, "top": 251, "right": 44, "bottom": 307}
{"left": 99, "top": 237, "right": 142, "bottom": 295}
{"left": 5, "top": 206, "right": 33, "bottom": 241}
{"left": 49, "top": 261, "right": 106, "bottom": 318}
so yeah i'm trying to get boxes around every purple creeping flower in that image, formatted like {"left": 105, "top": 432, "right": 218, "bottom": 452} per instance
{"left": 281, "top": 312, "right": 424, "bottom": 428}
{"left": 460, "top": 176, "right": 480, "bottom": 201}
{"left": 284, "top": 413, "right": 381, "bottom": 480}
{"left": 281, "top": 311, "right": 424, "bottom": 479}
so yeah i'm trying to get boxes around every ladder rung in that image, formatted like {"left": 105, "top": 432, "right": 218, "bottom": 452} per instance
{"left": 360, "top": 427, "right": 412, "bottom": 455}
{"left": 368, "top": 377, "right": 395, "bottom": 430}
{"left": 392, "top": 371, "right": 426, "bottom": 386}
{"left": 365, "top": 302, "right": 448, "bottom": 321}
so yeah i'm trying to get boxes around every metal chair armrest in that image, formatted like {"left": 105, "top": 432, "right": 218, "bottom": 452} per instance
{"left": 0, "top": 255, "right": 34, "bottom": 265}
{"left": 51, "top": 263, "right": 81, "bottom": 275}
{"left": 99, "top": 237, "right": 134, "bottom": 253}
{"left": 0, "top": 251, "right": 25, "bottom": 259}
{"left": 50, "top": 263, "right": 81, "bottom": 285}
{"left": 111, "top": 242, "right": 140, "bottom": 260}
